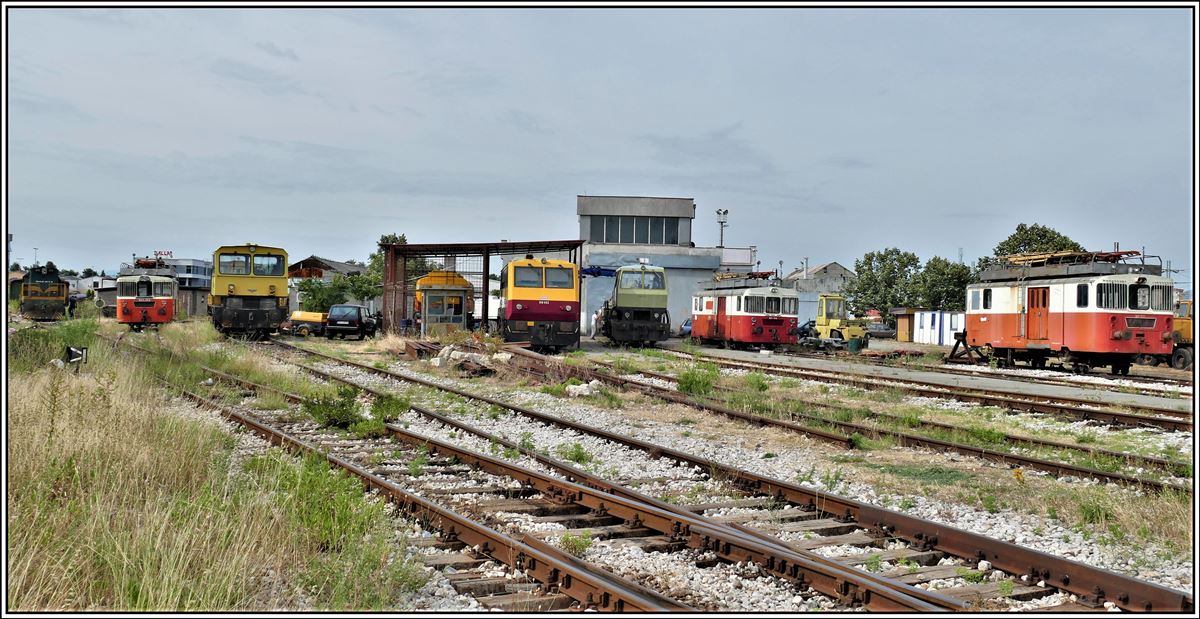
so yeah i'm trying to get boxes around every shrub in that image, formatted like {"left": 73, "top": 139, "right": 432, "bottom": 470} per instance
{"left": 677, "top": 365, "right": 718, "bottom": 396}
{"left": 518, "top": 432, "right": 536, "bottom": 451}
{"left": 304, "top": 386, "right": 362, "bottom": 429}
{"left": 744, "top": 372, "right": 770, "bottom": 392}
{"left": 864, "top": 553, "right": 882, "bottom": 573}
{"left": 370, "top": 394, "right": 409, "bottom": 423}
{"left": 559, "top": 530, "right": 593, "bottom": 557}
{"left": 555, "top": 442, "right": 594, "bottom": 465}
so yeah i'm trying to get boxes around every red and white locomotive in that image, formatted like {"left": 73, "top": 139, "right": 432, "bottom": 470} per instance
{"left": 116, "top": 257, "right": 178, "bottom": 331}
{"left": 965, "top": 251, "right": 1174, "bottom": 375}
{"left": 690, "top": 272, "right": 800, "bottom": 349}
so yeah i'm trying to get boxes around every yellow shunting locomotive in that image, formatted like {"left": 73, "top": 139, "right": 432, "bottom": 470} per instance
{"left": 208, "top": 243, "right": 289, "bottom": 338}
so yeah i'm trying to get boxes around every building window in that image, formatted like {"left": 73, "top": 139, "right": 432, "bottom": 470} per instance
{"left": 589, "top": 217, "right": 605, "bottom": 243}
{"left": 982, "top": 289, "right": 992, "bottom": 309}
{"left": 619, "top": 217, "right": 635, "bottom": 243}
{"left": 635, "top": 217, "right": 649, "bottom": 244}
{"left": 664, "top": 218, "right": 679, "bottom": 244}
{"left": 605, "top": 216, "right": 620, "bottom": 243}
{"left": 649, "top": 217, "right": 664, "bottom": 244}
{"left": 1076, "top": 283, "right": 1088, "bottom": 308}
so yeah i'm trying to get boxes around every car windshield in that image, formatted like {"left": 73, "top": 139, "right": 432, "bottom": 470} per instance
{"left": 329, "top": 306, "right": 357, "bottom": 319}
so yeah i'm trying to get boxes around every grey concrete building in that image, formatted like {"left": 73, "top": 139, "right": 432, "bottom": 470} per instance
{"left": 782, "top": 261, "right": 856, "bottom": 294}
{"left": 577, "top": 196, "right": 755, "bottom": 332}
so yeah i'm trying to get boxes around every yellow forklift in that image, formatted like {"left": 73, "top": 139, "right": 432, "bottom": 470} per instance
{"left": 798, "top": 293, "right": 869, "bottom": 351}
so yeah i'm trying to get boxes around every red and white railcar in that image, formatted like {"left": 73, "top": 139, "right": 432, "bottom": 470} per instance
{"left": 965, "top": 252, "right": 1174, "bottom": 375}
{"left": 116, "top": 258, "right": 178, "bottom": 331}
{"left": 691, "top": 282, "right": 799, "bottom": 349}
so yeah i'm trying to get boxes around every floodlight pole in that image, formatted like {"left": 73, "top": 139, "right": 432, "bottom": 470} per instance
{"left": 715, "top": 209, "right": 729, "bottom": 248}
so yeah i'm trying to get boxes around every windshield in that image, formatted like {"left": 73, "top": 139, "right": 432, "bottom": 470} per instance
{"left": 825, "top": 299, "right": 845, "bottom": 319}
{"left": 253, "top": 255, "right": 284, "bottom": 276}
{"left": 514, "top": 266, "right": 542, "bottom": 287}
{"left": 219, "top": 254, "right": 249, "bottom": 275}
{"left": 545, "top": 267, "right": 574, "bottom": 289}
{"left": 766, "top": 297, "right": 781, "bottom": 314}
{"left": 329, "top": 306, "right": 358, "bottom": 319}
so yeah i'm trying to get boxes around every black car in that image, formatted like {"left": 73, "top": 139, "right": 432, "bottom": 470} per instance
{"left": 325, "top": 304, "right": 378, "bottom": 340}
{"left": 867, "top": 322, "right": 897, "bottom": 339}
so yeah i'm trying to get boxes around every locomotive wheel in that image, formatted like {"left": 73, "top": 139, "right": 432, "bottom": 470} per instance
{"left": 1171, "top": 348, "right": 1192, "bottom": 370}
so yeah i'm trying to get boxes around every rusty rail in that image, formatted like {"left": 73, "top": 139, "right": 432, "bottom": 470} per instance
{"left": 268, "top": 340, "right": 1191, "bottom": 611}
{"left": 663, "top": 350, "right": 1193, "bottom": 431}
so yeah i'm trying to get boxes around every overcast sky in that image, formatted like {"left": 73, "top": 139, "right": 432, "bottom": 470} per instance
{"left": 5, "top": 7, "right": 1195, "bottom": 285}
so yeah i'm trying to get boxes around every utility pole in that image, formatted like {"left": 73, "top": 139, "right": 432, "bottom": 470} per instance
{"left": 33, "top": 247, "right": 38, "bottom": 266}
{"left": 803, "top": 257, "right": 809, "bottom": 279}
{"left": 715, "top": 209, "right": 729, "bottom": 248}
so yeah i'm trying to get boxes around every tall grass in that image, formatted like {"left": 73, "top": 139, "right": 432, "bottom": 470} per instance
{"left": 7, "top": 322, "right": 426, "bottom": 610}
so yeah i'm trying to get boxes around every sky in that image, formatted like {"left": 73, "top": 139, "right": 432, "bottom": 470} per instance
{"left": 5, "top": 7, "right": 1195, "bottom": 286}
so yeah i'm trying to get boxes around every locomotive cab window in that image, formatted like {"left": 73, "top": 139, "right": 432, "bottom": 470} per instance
{"left": 1129, "top": 284, "right": 1150, "bottom": 311}
{"left": 514, "top": 267, "right": 542, "bottom": 288}
{"left": 219, "top": 254, "right": 249, "bottom": 275}
{"left": 982, "top": 289, "right": 992, "bottom": 309}
{"left": 970, "top": 290, "right": 980, "bottom": 310}
{"left": 745, "top": 296, "right": 764, "bottom": 313}
{"left": 1076, "top": 284, "right": 1088, "bottom": 308}
{"left": 619, "top": 271, "right": 642, "bottom": 289}
{"left": 766, "top": 297, "right": 781, "bottom": 314}
{"left": 545, "top": 267, "right": 574, "bottom": 289}
{"left": 137, "top": 280, "right": 152, "bottom": 297}
{"left": 782, "top": 298, "right": 798, "bottom": 314}
{"left": 645, "top": 272, "right": 664, "bottom": 290}
{"left": 253, "top": 255, "right": 284, "bottom": 276}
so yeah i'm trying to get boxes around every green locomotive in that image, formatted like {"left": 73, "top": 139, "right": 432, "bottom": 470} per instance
{"left": 19, "top": 263, "right": 68, "bottom": 321}
{"left": 601, "top": 263, "right": 670, "bottom": 346}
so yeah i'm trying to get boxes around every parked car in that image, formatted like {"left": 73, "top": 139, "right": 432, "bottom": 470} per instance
{"left": 324, "top": 304, "right": 378, "bottom": 340}
{"left": 867, "top": 322, "right": 897, "bottom": 339}
{"left": 678, "top": 317, "right": 692, "bottom": 337}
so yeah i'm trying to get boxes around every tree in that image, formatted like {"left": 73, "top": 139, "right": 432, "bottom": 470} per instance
{"left": 843, "top": 248, "right": 921, "bottom": 320}
{"left": 9, "top": 262, "right": 20, "bottom": 271}
{"left": 59, "top": 269, "right": 79, "bottom": 277}
{"left": 978, "top": 223, "right": 1086, "bottom": 271}
{"left": 81, "top": 267, "right": 98, "bottom": 278}
{"left": 297, "top": 277, "right": 348, "bottom": 312}
{"left": 914, "top": 256, "right": 973, "bottom": 311}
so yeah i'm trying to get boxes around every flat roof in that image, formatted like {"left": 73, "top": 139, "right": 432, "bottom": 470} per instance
{"left": 378, "top": 239, "right": 584, "bottom": 258}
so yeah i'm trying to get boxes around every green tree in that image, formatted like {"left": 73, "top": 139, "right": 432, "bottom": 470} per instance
{"left": 978, "top": 223, "right": 1086, "bottom": 271}
{"left": 80, "top": 267, "right": 98, "bottom": 278}
{"left": 843, "top": 248, "right": 921, "bottom": 319}
{"left": 59, "top": 269, "right": 79, "bottom": 277}
{"left": 914, "top": 256, "right": 973, "bottom": 311}
{"left": 297, "top": 277, "right": 348, "bottom": 312}
{"left": 9, "top": 262, "right": 21, "bottom": 271}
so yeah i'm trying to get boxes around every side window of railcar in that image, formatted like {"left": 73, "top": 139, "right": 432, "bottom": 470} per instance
{"left": 545, "top": 268, "right": 574, "bottom": 289}
{"left": 982, "top": 289, "right": 991, "bottom": 309}
{"left": 1076, "top": 284, "right": 1088, "bottom": 308}
{"left": 514, "top": 267, "right": 542, "bottom": 288}
{"left": 970, "top": 290, "right": 980, "bottom": 310}
{"left": 253, "top": 255, "right": 284, "bottom": 276}
{"left": 746, "top": 296, "right": 764, "bottom": 313}
{"left": 220, "top": 254, "right": 249, "bottom": 275}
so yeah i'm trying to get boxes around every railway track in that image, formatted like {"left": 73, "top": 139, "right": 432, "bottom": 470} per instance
{"left": 657, "top": 348, "right": 1193, "bottom": 432}
{"left": 110, "top": 334, "right": 952, "bottom": 612}
{"left": 251, "top": 339, "right": 1190, "bottom": 612}
{"left": 788, "top": 347, "right": 1191, "bottom": 397}
{"left": 589, "top": 361, "right": 1192, "bottom": 483}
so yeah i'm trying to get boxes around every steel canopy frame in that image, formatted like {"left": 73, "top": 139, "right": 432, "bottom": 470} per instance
{"left": 380, "top": 239, "right": 584, "bottom": 334}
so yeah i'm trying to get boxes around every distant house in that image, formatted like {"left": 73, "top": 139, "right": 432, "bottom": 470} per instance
{"left": 9, "top": 270, "right": 25, "bottom": 299}
{"left": 288, "top": 255, "right": 365, "bottom": 281}
{"left": 782, "top": 261, "right": 856, "bottom": 294}
{"left": 287, "top": 255, "right": 374, "bottom": 312}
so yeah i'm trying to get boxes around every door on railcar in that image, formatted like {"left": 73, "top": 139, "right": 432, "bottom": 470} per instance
{"left": 1027, "top": 287, "right": 1049, "bottom": 340}
{"left": 715, "top": 297, "right": 727, "bottom": 339}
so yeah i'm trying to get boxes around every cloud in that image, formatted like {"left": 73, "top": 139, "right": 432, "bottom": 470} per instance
{"left": 502, "top": 109, "right": 554, "bottom": 135}
{"left": 209, "top": 58, "right": 305, "bottom": 96}
{"left": 395, "top": 64, "right": 500, "bottom": 97}
{"left": 641, "top": 123, "right": 777, "bottom": 175}
{"left": 822, "top": 155, "right": 874, "bottom": 170}
{"left": 255, "top": 41, "right": 300, "bottom": 62}
{"left": 7, "top": 90, "right": 93, "bottom": 122}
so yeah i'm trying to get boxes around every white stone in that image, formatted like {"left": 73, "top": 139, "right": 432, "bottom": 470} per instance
{"left": 977, "top": 560, "right": 991, "bottom": 572}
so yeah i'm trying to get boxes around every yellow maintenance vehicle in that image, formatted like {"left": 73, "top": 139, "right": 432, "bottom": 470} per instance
{"left": 1140, "top": 300, "right": 1193, "bottom": 369}
{"left": 797, "top": 293, "right": 868, "bottom": 350}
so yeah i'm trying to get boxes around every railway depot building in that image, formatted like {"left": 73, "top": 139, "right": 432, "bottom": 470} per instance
{"left": 577, "top": 196, "right": 754, "bottom": 331}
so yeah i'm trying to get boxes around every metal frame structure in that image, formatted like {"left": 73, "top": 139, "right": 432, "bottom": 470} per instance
{"left": 380, "top": 240, "right": 584, "bottom": 334}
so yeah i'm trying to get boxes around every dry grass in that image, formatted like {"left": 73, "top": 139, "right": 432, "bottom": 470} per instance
{"left": 7, "top": 322, "right": 426, "bottom": 611}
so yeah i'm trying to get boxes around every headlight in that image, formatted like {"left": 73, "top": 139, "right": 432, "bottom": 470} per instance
{"left": 515, "top": 303, "right": 523, "bottom": 310}
{"left": 565, "top": 305, "right": 572, "bottom": 311}
{"left": 653, "top": 312, "right": 659, "bottom": 319}
{"left": 624, "top": 311, "right": 631, "bottom": 319}
{"left": 227, "top": 284, "right": 235, "bottom": 293}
